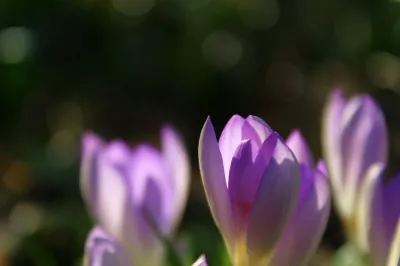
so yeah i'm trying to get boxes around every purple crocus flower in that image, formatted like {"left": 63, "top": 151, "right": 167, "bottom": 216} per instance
{"left": 80, "top": 126, "right": 190, "bottom": 266}
{"left": 322, "top": 89, "right": 387, "bottom": 245}
{"left": 84, "top": 227, "right": 207, "bottom": 266}
{"left": 198, "top": 115, "right": 330, "bottom": 266}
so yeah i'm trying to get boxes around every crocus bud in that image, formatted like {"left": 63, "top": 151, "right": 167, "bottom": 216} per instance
{"left": 198, "top": 115, "right": 301, "bottom": 266}
{"left": 322, "top": 89, "right": 387, "bottom": 244}
{"left": 80, "top": 126, "right": 190, "bottom": 266}
{"left": 268, "top": 130, "right": 331, "bottom": 266}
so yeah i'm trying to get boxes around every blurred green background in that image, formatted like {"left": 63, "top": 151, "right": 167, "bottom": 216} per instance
{"left": 2, "top": 0, "right": 400, "bottom": 265}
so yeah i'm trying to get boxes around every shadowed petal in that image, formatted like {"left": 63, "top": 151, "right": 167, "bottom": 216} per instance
{"left": 356, "top": 163, "right": 386, "bottom": 264}
{"left": 383, "top": 174, "right": 400, "bottom": 248}
{"left": 286, "top": 129, "right": 313, "bottom": 168}
{"left": 246, "top": 134, "right": 301, "bottom": 264}
{"left": 199, "top": 117, "right": 234, "bottom": 252}
{"left": 228, "top": 140, "right": 256, "bottom": 232}
{"left": 84, "top": 227, "right": 131, "bottom": 266}
{"left": 161, "top": 125, "right": 190, "bottom": 233}
{"left": 129, "top": 145, "right": 173, "bottom": 235}
{"left": 219, "top": 115, "right": 245, "bottom": 181}
{"left": 387, "top": 219, "right": 400, "bottom": 266}
{"left": 192, "top": 255, "right": 208, "bottom": 266}
{"left": 269, "top": 169, "right": 331, "bottom": 266}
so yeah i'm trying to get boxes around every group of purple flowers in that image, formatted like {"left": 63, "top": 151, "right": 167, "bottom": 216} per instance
{"left": 80, "top": 89, "right": 400, "bottom": 266}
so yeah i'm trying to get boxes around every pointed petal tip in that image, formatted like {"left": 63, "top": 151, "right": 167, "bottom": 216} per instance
{"left": 82, "top": 131, "right": 103, "bottom": 153}
{"left": 316, "top": 160, "right": 328, "bottom": 178}
{"left": 198, "top": 116, "right": 234, "bottom": 246}
{"left": 287, "top": 128, "right": 302, "bottom": 138}
{"left": 200, "top": 116, "right": 215, "bottom": 140}
{"left": 161, "top": 123, "right": 177, "bottom": 136}
{"left": 314, "top": 170, "right": 332, "bottom": 210}
{"left": 192, "top": 255, "right": 208, "bottom": 266}
{"left": 285, "top": 129, "right": 314, "bottom": 168}
{"left": 331, "top": 88, "right": 344, "bottom": 97}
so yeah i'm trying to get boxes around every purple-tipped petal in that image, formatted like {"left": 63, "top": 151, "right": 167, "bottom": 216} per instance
{"left": 286, "top": 129, "right": 314, "bottom": 168}
{"left": 161, "top": 125, "right": 190, "bottom": 233}
{"left": 192, "top": 255, "right": 208, "bottom": 266}
{"left": 199, "top": 117, "right": 234, "bottom": 252}
{"left": 84, "top": 227, "right": 131, "bottom": 266}
{"left": 246, "top": 135, "right": 301, "bottom": 264}
{"left": 219, "top": 115, "right": 245, "bottom": 181}
{"left": 340, "top": 96, "right": 387, "bottom": 219}
{"left": 269, "top": 169, "right": 331, "bottom": 266}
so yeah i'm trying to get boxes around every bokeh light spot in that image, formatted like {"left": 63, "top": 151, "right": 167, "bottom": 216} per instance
{"left": 202, "top": 30, "right": 242, "bottom": 70}
{"left": 2, "top": 161, "right": 30, "bottom": 194}
{"left": 366, "top": 52, "right": 400, "bottom": 90}
{"left": 0, "top": 27, "right": 34, "bottom": 64}
{"left": 9, "top": 203, "right": 43, "bottom": 236}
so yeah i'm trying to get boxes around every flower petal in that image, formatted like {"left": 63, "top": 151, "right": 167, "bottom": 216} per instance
{"left": 245, "top": 116, "right": 273, "bottom": 143}
{"left": 219, "top": 115, "right": 245, "bottom": 181}
{"left": 356, "top": 163, "right": 386, "bottom": 264}
{"left": 286, "top": 129, "right": 314, "bottom": 168}
{"left": 246, "top": 134, "right": 301, "bottom": 264}
{"left": 84, "top": 227, "right": 131, "bottom": 266}
{"left": 192, "top": 255, "right": 208, "bottom": 266}
{"left": 340, "top": 96, "right": 387, "bottom": 220}
{"left": 199, "top": 117, "right": 234, "bottom": 252}
{"left": 316, "top": 160, "right": 328, "bottom": 177}
{"left": 81, "top": 137, "right": 135, "bottom": 246}
{"left": 81, "top": 132, "right": 104, "bottom": 218}
{"left": 322, "top": 89, "right": 346, "bottom": 201}
{"left": 383, "top": 174, "right": 400, "bottom": 247}
{"left": 228, "top": 140, "right": 254, "bottom": 204}
{"left": 269, "top": 169, "right": 331, "bottom": 266}
{"left": 228, "top": 140, "right": 257, "bottom": 232}
{"left": 129, "top": 145, "right": 173, "bottom": 236}
{"left": 161, "top": 125, "right": 190, "bottom": 233}
{"left": 387, "top": 219, "right": 400, "bottom": 266}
